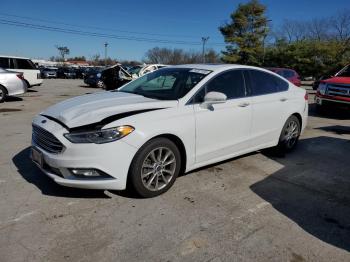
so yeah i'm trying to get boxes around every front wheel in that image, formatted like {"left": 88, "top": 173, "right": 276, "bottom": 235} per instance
{"left": 128, "top": 138, "right": 181, "bottom": 198}
{"left": 96, "top": 80, "right": 105, "bottom": 89}
{"left": 0, "top": 86, "right": 7, "bottom": 103}
{"left": 276, "top": 115, "right": 301, "bottom": 153}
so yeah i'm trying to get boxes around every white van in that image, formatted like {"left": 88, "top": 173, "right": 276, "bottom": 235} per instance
{"left": 0, "top": 55, "right": 43, "bottom": 87}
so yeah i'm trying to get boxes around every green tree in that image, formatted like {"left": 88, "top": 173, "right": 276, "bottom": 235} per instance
{"left": 219, "top": 0, "right": 269, "bottom": 65}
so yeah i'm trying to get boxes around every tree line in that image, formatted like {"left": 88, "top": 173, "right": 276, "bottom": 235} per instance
{"left": 219, "top": 0, "right": 350, "bottom": 78}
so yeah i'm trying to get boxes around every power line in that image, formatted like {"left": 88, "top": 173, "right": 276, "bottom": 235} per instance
{"left": 0, "top": 18, "right": 225, "bottom": 47}
{"left": 0, "top": 12, "right": 223, "bottom": 41}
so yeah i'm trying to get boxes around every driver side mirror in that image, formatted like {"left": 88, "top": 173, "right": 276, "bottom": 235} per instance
{"left": 200, "top": 91, "right": 227, "bottom": 109}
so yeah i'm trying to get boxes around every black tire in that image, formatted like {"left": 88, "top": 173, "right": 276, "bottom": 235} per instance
{"left": 0, "top": 85, "right": 7, "bottom": 103}
{"left": 128, "top": 138, "right": 182, "bottom": 198}
{"left": 276, "top": 115, "right": 301, "bottom": 154}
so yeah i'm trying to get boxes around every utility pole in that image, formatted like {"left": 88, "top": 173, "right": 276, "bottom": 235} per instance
{"left": 104, "top": 42, "right": 108, "bottom": 67}
{"left": 262, "top": 19, "right": 272, "bottom": 65}
{"left": 201, "top": 37, "right": 209, "bottom": 63}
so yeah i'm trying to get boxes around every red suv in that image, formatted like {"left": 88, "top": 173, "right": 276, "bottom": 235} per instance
{"left": 266, "top": 68, "right": 301, "bottom": 87}
{"left": 315, "top": 64, "right": 350, "bottom": 110}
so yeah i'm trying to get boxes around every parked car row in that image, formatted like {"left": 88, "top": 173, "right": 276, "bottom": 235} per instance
{"left": 39, "top": 66, "right": 98, "bottom": 79}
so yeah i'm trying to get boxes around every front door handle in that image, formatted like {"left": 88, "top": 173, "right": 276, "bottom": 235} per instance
{"left": 280, "top": 98, "right": 288, "bottom": 102}
{"left": 238, "top": 102, "right": 250, "bottom": 107}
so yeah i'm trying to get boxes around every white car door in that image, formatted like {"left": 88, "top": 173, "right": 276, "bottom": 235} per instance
{"left": 245, "top": 69, "right": 290, "bottom": 148}
{"left": 193, "top": 70, "right": 252, "bottom": 164}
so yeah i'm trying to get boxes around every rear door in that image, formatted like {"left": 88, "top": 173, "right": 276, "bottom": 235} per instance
{"left": 245, "top": 69, "right": 290, "bottom": 148}
{"left": 193, "top": 70, "right": 252, "bottom": 163}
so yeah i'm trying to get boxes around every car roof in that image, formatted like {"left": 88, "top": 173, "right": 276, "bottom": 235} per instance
{"left": 168, "top": 64, "right": 269, "bottom": 73}
{"left": 0, "top": 55, "right": 30, "bottom": 59}
{"left": 266, "top": 67, "right": 295, "bottom": 71}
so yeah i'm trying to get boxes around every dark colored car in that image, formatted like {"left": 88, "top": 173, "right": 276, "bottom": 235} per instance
{"left": 266, "top": 68, "right": 301, "bottom": 87}
{"left": 40, "top": 68, "right": 57, "bottom": 79}
{"left": 74, "top": 68, "right": 85, "bottom": 79}
{"left": 84, "top": 65, "right": 132, "bottom": 90}
{"left": 101, "top": 65, "right": 133, "bottom": 90}
{"left": 57, "top": 67, "right": 77, "bottom": 79}
{"left": 83, "top": 68, "right": 105, "bottom": 88}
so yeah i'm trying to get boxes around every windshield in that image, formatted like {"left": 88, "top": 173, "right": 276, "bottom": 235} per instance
{"left": 128, "top": 66, "right": 142, "bottom": 75}
{"left": 337, "top": 65, "right": 350, "bottom": 77}
{"left": 117, "top": 68, "right": 211, "bottom": 100}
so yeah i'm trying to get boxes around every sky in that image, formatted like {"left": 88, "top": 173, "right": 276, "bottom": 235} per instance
{"left": 1, "top": 0, "right": 349, "bottom": 61}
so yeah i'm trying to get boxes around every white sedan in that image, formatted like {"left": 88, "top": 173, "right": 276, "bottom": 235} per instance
{"left": 31, "top": 64, "right": 308, "bottom": 197}
{"left": 0, "top": 68, "right": 27, "bottom": 103}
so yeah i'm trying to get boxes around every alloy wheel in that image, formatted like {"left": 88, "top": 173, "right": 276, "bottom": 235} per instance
{"left": 141, "top": 147, "right": 176, "bottom": 191}
{"left": 283, "top": 120, "right": 299, "bottom": 149}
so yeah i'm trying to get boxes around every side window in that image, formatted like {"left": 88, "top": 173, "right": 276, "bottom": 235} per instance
{"left": 0, "top": 57, "right": 9, "bottom": 68}
{"left": 248, "top": 70, "right": 288, "bottom": 95}
{"left": 15, "top": 59, "right": 35, "bottom": 69}
{"left": 283, "top": 70, "right": 295, "bottom": 78}
{"left": 205, "top": 70, "right": 246, "bottom": 99}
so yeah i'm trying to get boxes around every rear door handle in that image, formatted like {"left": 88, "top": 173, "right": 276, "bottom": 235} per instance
{"left": 280, "top": 98, "right": 288, "bottom": 102}
{"left": 238, "top": 102, "right": 250, "bottom": 107}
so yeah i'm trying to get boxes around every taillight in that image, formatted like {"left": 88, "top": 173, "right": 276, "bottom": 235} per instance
{"left": 304, "top": 93, "right": 308, "bottom": 100}
{"left": 16, "top": 74, "right": 24, "bottom": 80}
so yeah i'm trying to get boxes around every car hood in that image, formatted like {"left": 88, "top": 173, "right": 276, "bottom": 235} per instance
{"left": 322, "top": 77, "right": 350, "bottom": 84}
{"left": 41, "top": 91, "right": 178, "bottom": 128}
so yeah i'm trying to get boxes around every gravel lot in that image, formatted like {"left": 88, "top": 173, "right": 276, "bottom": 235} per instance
{"left": 1, "top": 79, "right": 350, "bottom": 262}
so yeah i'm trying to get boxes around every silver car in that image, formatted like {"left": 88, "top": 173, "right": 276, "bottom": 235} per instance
{"left": 0, "top": 68, "right": 27, "bottom": 103}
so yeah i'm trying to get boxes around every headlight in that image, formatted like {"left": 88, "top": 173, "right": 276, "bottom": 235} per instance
{"left": 64, "top": 126, "right": 134, "bottom": 144}
{"left": 318, "top": 83, "right": 327, "bottom": 95}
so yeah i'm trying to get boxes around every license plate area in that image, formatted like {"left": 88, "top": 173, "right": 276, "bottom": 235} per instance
{"left": 31, "top": 147, "right": 43, "bottom": 167}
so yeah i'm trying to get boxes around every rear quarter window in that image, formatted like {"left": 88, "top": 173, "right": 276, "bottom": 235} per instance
{"left": 247, "top": 70, "right": 289, "bottom": 95}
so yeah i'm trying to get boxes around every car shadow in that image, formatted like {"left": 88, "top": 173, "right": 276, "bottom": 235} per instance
{"left": 79, "top": 85, "right": 97, "bottom": 88}
{"left": 5, "top": 96, "right": 23, "bottom": 102}
{"left": 27, "top": 89, "right": 38, "bottom": 92}
{"left": 315, "top": 125, "right": 350, "bottom": 135}
{"left": 12, "top": 147, "right": 111, "bottom": 199}
{"left": 251, "top": 136, "right": 350, "bottom": 252}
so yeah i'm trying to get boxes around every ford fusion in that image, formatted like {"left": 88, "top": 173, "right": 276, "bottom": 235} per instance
{"left": 31, "top": 64, "right": 308, "bottom": 197}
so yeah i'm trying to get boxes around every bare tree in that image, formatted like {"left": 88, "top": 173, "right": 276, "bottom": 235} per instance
{"left": 307, "top": 18, "right": 330, "bottom": 41}
{"left": 330, "top": 10, "right": 350, "bottom": 42}
{"left": 55, "top": 46, "right": 70, "bottom": 61}
{"left": 144, "top": 47, "right": 220, "bottom": 64}
{"left": 280, "top": 20, "right": 308, "bottom": 42}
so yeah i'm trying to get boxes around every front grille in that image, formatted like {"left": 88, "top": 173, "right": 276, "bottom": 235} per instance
{"left": 32, "top": 125, "right": 64, "bottom": 154}
{"left": 326, "top": 84, "right": 350, "bottom": 98}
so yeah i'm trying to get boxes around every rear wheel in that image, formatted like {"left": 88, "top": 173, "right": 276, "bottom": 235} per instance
{"left": 276, "top": 115, "right": 301, "bottom": 153}
{"left": 0, "top": 86, "right": 7, "bottom": 103}
{"left": 128, "top": 138, "right": 181, "bottom": 198}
